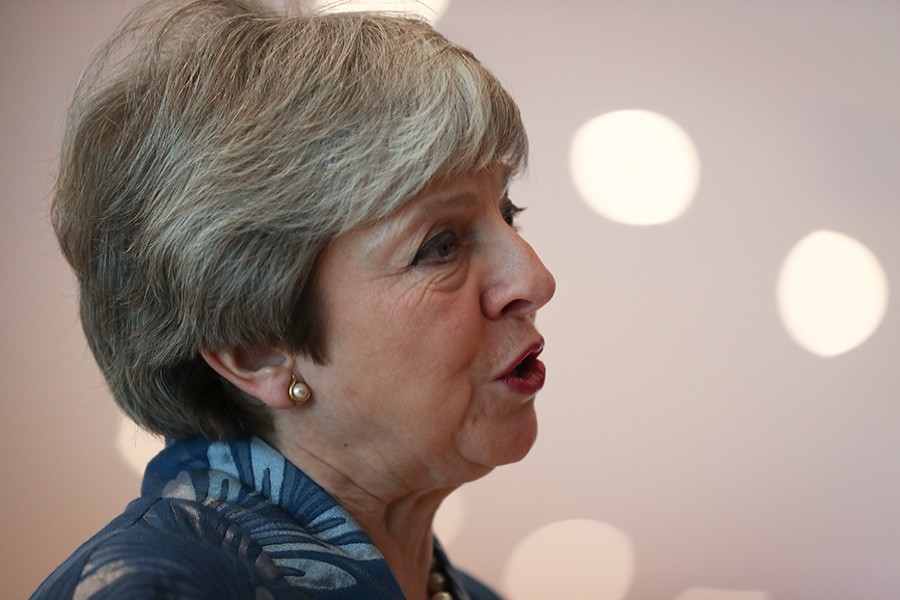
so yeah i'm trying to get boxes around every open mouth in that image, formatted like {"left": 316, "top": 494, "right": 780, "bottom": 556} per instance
{"left": 510, "top": 352, "right": 537, "bottom": 378}
{"left": 499, "top": 341, "right": 546, "bottom": 394}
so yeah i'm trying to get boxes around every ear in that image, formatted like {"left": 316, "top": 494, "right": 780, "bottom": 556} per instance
{"left": 200, "top": 347, "right": 295, "bottom": 410}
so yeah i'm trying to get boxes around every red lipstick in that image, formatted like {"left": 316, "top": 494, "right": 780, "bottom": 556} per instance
{"left": 497, "top": 340, "right": 546, "bottom": 395}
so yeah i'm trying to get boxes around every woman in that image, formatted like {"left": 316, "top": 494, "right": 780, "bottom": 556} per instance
{"left": 33, "top": 1, "right": 554, "bottom": 599}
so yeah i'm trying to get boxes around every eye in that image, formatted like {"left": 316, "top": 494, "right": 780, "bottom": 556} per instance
{"left": 501, "top": 198, "right": 525, "bottom": 227}
{"left": 411, "top": 229, "right": 461, "bottom": 266}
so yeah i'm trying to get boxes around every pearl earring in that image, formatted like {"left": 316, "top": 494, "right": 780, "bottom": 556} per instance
{"left": 288, "top": 374, "right": 311, "bottom": 405}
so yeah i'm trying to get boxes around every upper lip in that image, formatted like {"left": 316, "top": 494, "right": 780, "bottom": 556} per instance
{"left": 497, "top": 338, "right": 545, "bottom": 379}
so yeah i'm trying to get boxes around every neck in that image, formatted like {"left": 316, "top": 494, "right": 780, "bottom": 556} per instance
{"left": 268, "top": 430, "right": 457, "bottom": 600}
{"left": 340, "top": 482, "right": 448, "bottom": 600}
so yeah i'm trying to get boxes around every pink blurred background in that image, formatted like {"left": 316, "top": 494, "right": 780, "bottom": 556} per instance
{"left": 2, "top": 1, "right": 899, "bottom": 599}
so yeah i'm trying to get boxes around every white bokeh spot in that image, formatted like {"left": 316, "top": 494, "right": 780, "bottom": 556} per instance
{"left": 777, "top": 230, "right": 889, "bottom": 357}
{"left": 116, "top": 416, "right": 165, "bottom": 475}
{"left": 503, "top": 519, "right": 635, "bottom": 600}
{"left": 314, "top": 0, "right": 450, "bottom": 23}
{"left": 434, "top": 488, "right": 466, "bottom": 546}
{"left": 569, "top": 109, "right": 700, "bottom": 225}
{"left": 674, "top": 589, "right": 770, "bottom": 600}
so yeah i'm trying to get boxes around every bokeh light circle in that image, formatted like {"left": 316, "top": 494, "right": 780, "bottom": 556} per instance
{"left": 314, "top": 0, "right": 450, "bottom": 23}
{"left": 116, "top": 416, "right": 165, "bottom": 475}
{"left": 503, "top": 519, "right": 635, "bottom": 600}
{"left": 777, "top": 230, "right": 888, "bottom": 357}
{"left": 569, "top": 109, "right": 700, "bottom": 225}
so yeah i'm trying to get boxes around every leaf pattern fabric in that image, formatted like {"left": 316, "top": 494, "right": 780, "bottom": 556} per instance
{"left": 31, "top": 435, "right": 499, "bottom": 600}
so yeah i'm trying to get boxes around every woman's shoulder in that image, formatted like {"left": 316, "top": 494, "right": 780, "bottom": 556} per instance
{"left": 30, "top": 496, "right": 300, "bottom": 600}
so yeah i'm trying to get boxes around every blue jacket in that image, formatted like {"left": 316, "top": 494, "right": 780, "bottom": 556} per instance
{"left": 32, "top": 435, "right": 502, "bottom": 599}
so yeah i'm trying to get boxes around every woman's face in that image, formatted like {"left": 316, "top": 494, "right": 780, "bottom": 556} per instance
{"left": 296, "top": 166, "right": 555, "bottom": 487}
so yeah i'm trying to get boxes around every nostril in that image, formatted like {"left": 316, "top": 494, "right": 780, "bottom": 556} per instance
{"left": 500, "top": 298, "right": 536, "bottom": 317}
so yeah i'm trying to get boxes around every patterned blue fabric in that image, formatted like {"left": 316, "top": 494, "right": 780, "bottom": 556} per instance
{"left": 31, "top": 435, "right": 502, "bottom": 600}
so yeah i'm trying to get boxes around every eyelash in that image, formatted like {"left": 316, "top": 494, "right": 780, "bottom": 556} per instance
{"left": 501, "top": 198, "right": 525, "bottom": 227}
{"left": 411, "top": 229, "right": 461, "bottom": 266}
{"left": 410, "top": 198, "right": 525, "bottom": 267}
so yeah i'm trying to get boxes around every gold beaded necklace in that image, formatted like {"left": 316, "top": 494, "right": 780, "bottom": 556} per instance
{"left": 427, "top": 554, "right": 454, "bottom": 600}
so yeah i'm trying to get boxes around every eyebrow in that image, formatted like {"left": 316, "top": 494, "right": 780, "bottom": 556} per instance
{"left": 364, "top": 169, "right": 515, "bottom": 255}
{"left": 363, "top": 191, "right": 478, "bottom": 256}
{"left": 417, "top": 168, "right": 513, "bottom": 215}
{"left": 415, "top": 189, "right": 480, "bottom": 216}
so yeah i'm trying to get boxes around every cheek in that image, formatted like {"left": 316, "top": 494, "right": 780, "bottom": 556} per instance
{"left": 391, "top": 292, "right": 486, "bottom": 376}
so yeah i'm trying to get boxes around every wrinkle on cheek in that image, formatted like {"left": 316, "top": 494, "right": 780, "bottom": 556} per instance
{"left": 393, "top": 263, "right": 468, "bottom": 314}
{"left": 396, "top": 284, "right": 433, "bottom": 315}
{"left": 421, "top": 259, "right": 469, "bottom": 290}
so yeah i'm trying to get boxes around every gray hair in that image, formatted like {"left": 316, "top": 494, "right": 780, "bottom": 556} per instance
{"left": 54, "top": 0, "right": 528, "bottom": 439}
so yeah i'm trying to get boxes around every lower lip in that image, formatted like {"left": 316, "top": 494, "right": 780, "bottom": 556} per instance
{"left": 499, "top": 358, "right": 547, "bottom": 395}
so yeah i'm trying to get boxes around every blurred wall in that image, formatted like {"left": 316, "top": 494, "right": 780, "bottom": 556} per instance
{"left": 2, "top": 1, "right": 898, "bottom": 599}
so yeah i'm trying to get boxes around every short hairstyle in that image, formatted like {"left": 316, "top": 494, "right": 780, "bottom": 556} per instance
{"left": 54, "top": 0, "right": 528, "bottom": 440}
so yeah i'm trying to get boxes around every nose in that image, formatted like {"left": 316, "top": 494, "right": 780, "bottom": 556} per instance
{"left": 481, "top": 229, "right": 556, "bottom": 320}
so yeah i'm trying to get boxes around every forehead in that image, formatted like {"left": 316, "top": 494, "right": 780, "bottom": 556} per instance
{"left": 403, "top": 165, "right": 512, "bottom": 213}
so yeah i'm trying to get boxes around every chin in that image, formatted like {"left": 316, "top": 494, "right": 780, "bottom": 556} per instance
{"left": 485, "top": 404, "right": 540, "bottom": 467}
{"left": 503, "top": 426, "right": 539, "bottom": 465}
